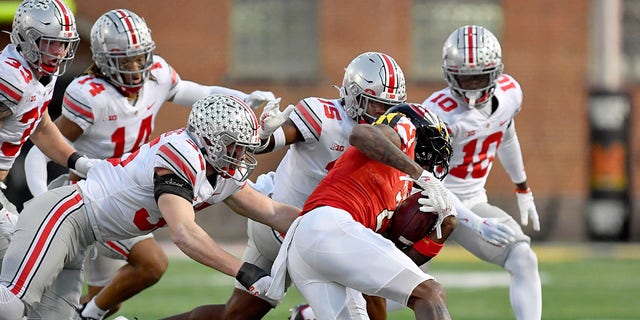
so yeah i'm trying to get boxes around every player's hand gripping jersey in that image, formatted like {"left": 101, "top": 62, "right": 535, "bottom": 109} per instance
{"left": 62, "top": 55, "right": 180, "bottom": 159}
{"left": 301, "top": 112, "right": 417, "bottom": 231}
{"left": 0, "top": 45, "right": 57, "bottom": 169}
{"left": 423, "top": 74, "right": 523, "bottom": 199}
{"left": 76, "top": 129, "right": 243, "bottom": 240}
{"left": 268, "top": 97, "right": 356, "bottom": 207}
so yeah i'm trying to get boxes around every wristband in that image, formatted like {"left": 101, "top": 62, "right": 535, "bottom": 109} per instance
{"left": 412, "top": 237, "right": 445, "bottom": 258}
{"left": 271, "top": 127, "right": 286, "bottom": 150}
{"left": 236, "top": 262, "right": 268, "bottom": 289}
{"left": 67, "top": 152, "right": 82, "bottom": 169}
{"left": 515, "top": 187, "right": 531, "bottom": 194}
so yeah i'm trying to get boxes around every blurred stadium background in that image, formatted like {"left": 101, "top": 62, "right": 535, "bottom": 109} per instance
{"left": 1, "top": 0, "right": 639, "bottom": 318}
{"left": 0, "top": 0, "right": 637, "bottom": 242}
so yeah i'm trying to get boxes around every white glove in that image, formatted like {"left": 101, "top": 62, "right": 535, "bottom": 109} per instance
{"left": 236, "top": 262, "right": 273, "bottom": 298}
{"left": 247, "top": 274, "right": 273, "bottom": 297}
{"left": 257, "top": 97, "right": 295, "bottom": 139}
{"left": 404, "top": 170, "right": 453, "bottom": 213}
{"left": 0, "top": 207, "right": 18, "bottom": 236}
{"left": 471, "top": 217, "right": 516, "bottom": 247}
{"left": 516, "top": 188, "right": 540, "bottom": 231}
{"left": 72, "top": 156, "right": 102, "bottom": 178}
{"left": 406, "top": 170, "right": 456, "bottom": 239}
{"left": 244, "top": 90, "right": 276, "bottom": 110}
{"left": 0, "top": 181, "right": 17, "bottom": 213}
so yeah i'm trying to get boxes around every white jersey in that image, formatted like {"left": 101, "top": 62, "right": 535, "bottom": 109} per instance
{"left": 76, "top": 129, "right": 243, "bottom": 241}
{"left": 0, "top": 44, "right": 58, "bottom": 170}
{"left": 61, "top": 55, "right": 180, "bottom": 158}
{"left": 423, "top": 74, "right": 523, "bottom": 199}
{"left": 270, "top": 97, "right": 355, "bottom": 207}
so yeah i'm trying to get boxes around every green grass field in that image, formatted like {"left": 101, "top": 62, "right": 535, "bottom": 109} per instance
{"left": 112, "top": 243, "right": 640, "bottom": 320}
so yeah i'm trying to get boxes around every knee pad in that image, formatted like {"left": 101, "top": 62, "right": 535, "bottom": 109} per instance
{"left": 505, "top": 242, "right": 538, "bottom": 275}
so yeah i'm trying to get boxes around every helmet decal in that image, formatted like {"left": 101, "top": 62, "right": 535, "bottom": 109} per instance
{"left": 11, "top": 0, "right": 80, "bottom": 75}
{"left": 442, "top": 25, "right": 504, "bottom": 108}
{"left": 186, "top": 94, "right": 260, "bottom": 182}
{"left": 339, "top": 52, "right": 407, "bottom": 123}
{"left": 90, "top": 9, "right": 156, "bottom": 94}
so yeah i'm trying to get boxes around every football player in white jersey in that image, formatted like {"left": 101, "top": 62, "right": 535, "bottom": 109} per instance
{"left": 0, "top": 94, "right": 300, "bottom": 320}
{"left": 21, "top": 8, "right": 276, "bottom": 320}
{"left": 421, "top": 25, "right": 542, "bottom": 320}
{"left": 0, "top": 0, "right": 97, "bottom": 277}
{"left": 160, "top": 52, "right": 409, "bottom": 319}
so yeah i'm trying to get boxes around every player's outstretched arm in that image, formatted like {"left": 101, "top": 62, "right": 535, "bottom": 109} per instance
{"left": 224, "top": 183, "right": 300, "bottom": 234}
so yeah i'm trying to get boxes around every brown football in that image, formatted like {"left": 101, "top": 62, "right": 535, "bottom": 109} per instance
{"left": 385, "top": 192, "right": 438, "bottom": 248}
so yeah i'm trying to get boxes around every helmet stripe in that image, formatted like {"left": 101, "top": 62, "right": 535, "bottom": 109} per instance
{"left": 228, "top": 95, "right": 259, "bottom": 130}
{"left": 115, "top": 9, "right": 138, "bottom": 45}
{"left": 465, "top": 25, "right": 475, "bottom": 65}
{"left": 379, "top": 53, "right": 396, "bottom": 94}
{"left": 52, "top": 0, "right": 71, "bottom": 32}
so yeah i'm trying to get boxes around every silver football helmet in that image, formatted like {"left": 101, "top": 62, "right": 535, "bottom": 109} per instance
{"left": 187, "top": 94, "right": 261, "bottom": 182}
{"left": 10, "top": 0, "right": 79, "bottom": 76}
{"left": 90, "top": 9, "right": 156, "bottom": 94}
{"left": 442, "top": 25, "right": 503, "bottom": 108}
{"left": 339, "top": 52, "right": 407, "bottom": 123}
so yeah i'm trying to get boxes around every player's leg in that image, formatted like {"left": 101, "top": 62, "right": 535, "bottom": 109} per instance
{"left": 0, "top": 185, "right": 94, "bottom": 319}
{"left": 453, "top": 202, "right": 541, "bottom": 320}
{"left": 80, "top": 235, "right": 168, "bottom": 319}
{"left": 37, "top": 254, "right": 85, "bottom": 319}
{"left": 286, "top": 208, "right": 448, "bottom": 319}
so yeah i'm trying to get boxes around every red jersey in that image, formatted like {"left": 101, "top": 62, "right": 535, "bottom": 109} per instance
{"left": 301, "top": 112, "right": 417, "bottom": 232}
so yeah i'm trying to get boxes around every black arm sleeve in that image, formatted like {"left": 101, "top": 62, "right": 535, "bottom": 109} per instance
{"left": 153, "top": 173, "right": 194, "bottom": 203}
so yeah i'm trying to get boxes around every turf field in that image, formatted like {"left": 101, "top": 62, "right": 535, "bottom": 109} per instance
{"left": 112, "top": 242, "right": 640, "bottom": 320}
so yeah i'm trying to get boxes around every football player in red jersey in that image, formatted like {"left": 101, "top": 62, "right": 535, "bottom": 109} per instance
{"left": 160, "top": 51, "right": 411, "bottom": 320}
{"left": 422, "top": 25, "right": 542, "bottom": 320}
{"left": 264, "top": 103, "right": 456, "bottom": 319}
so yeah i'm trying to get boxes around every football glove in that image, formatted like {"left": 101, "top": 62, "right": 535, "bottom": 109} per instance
{"left": 0, "top": 182, "right": 18, "bottom": 215}
{"left": 257, "top": 97, "right": 295, "bottom": 140}
{"left": 516, "top": 188, "right": 540, "bottom": 231}
{"left": 236, "top": 262, "right": 272, "bottom": 297}
{"left": 71, "top": 156, "right": 102, "bottom": 179}
{"left": 244, "top": 90, "right": 276, "bottom": 110}
{"left": 469, "top": 217, "right": 516, "bottom": 247}
{"left": 403, "top": 170, "right": 455, "bottom": 239}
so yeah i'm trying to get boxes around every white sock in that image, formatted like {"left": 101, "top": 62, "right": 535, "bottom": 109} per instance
{"left": 82, "top": 298, "right": 107, "bottom": 320}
